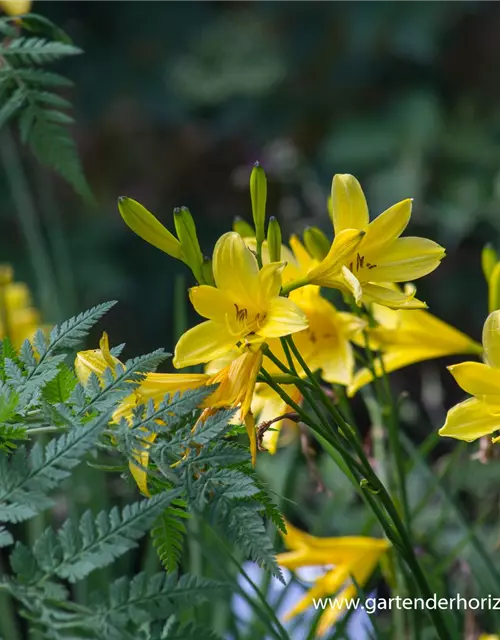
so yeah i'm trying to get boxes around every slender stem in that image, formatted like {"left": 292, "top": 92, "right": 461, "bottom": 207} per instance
{"left": 0, "top": 571, "right": 21, "bottom": 640}
{"left": 280, "top": 336, "right": 454, "bottom": 639}
{"left": 35, "top": 167, "right": 77, "bottom": 319}
{"left": 0, "top": 129, "right": 61, "bottom": 322}
{"left": 25, "top": 425, "right": 66, "bottom": 435}
{"left": 281, "top": 277, "right": 309, "bottom": 296}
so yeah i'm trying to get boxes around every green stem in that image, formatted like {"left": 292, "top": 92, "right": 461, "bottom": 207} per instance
{"left": 35, "top": 167, "right": 77, "bottom": 319}
{"left": 280, "top": 337, "right": 454, "bottom": 640}
{"left": 281, "top": 276, "right": 309, "bottom": 297}
{"left": 0, "top": 129, "right": 61, "bottom": 322}
{"left": 0, "top": 572, "right": 21, "bottom": 640}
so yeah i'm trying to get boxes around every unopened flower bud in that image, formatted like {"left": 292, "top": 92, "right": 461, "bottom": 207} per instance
{"left": 482, "top": 244, "right": 498, "bottom": 283}
{"left": 304, "top": 226, "right": 330, "bottom": 261}
{"left": 233, "top": 216, "right": 255, "bottom": 238}
{"left": 267, "top": 217, "right": 282, "bottom": 263}
{"left": 250, "top": 161, "right": 267, "bottom": 246}
{"left": 174, "top": 207, "right": 204, "bottom": 283}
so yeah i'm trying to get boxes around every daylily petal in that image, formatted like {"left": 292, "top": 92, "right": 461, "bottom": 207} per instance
{"left": 139, "top": 373, "right": 209, "bottom": 402}
{"left": 361, "top": 282, "right": 427, "bottom": 309}
{"left": 129, "top": 431, "right": 157, "bottom": 497}
{"left": 213, "top": 232, "right": 260, "bottom": 308}
{"left": 483, "top": 310, "right": 500, "bottom": 369}
{"left": 173, "top": 320, "right": 235, "bottom": 368}
{"left": 348, "top": 346, "right": 456, "bottom": 396}
{"left": 245, "top": 412, "right": 257, "bottom": 466}
{"left": 259, "top": 297, "right": 308, "bottom": 338}
{"left": 362, "top": 237, "right": 445, "bottom": 283}
{"left": 439, "top": 397, "right": 500, "bottom": 441}
{"left": 258, "top": 262, "right": 285, "bottom": 302}
{"left": 361, "top": 199, "right": 412, "bottom": 256}
{"left": 341, "top": 266, "right": 362, "bottom": 304}
{"left": 313, "top": 339, "right": 354, "bottom": 386}
{"left": 330, "top": 174, "right": 369, "bottom": 235}
{"left": 289, "top": 234, "right": 317, "bottom": 275}
{"left": 307, "top": 229, "right": 365, "bottom": 285}
{"left": 448, "top": 362, "right": 500, "bottom": 397}
{"left": 282, "top": 565, "right": 351, "bottom": 620}
{"left": 118, "top": 197, "right": 183, "bottom": 260}
{"left": 189, "top": 285, "right": 235, "bottom": 322}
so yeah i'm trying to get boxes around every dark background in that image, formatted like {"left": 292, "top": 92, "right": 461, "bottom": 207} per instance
{"left": 2, "top": 0, "right": 499, "bottom": 412}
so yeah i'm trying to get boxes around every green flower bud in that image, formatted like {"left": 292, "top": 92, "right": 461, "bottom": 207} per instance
{"left": 233, "top": 216, "right": 255, "bottom": 238}
{"left": 267, "top": 217, "right": 282, "bottom": 263}
{"left": 201, "top": 256, "right": 215, "bottom": 287}
{"left": 482, "top": 243, "right": 498, "bottom": 283}
{"left": 118, "top": 197, "right": 183, "bottom": 261}
{"left": 489, "top": 262, "right": 500, "bottom": 313}
{"left": 303, "top": 226, "right": 330, "bottom": 261}
{"left": 173, "top": 207, "right": 204, "bottom": 283}
{"left": 327, "top": 194, "right": 333, "bottom": 222}
{"left": 250, "top": 161, "right": 267, "bottom": 245}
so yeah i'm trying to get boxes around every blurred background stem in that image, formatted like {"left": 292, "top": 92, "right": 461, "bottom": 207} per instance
{"left": 0, "top": 128, "right": 61, "bottom": 323}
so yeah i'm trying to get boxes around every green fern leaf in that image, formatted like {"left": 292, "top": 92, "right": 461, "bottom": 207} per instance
{"left": 42, "top": 365, "right": 77, "bottom": 404}
{"left": 1, "top": 37, "right": 82, "bottom": 64}
{"left": 151, "top": 504, "right": 190, "bottom": 573}
{"left": 0, "top": 409, "right": 111, "bottom": 522}
{"left": 54, "top": 490, "right": 181, "bottom": 582}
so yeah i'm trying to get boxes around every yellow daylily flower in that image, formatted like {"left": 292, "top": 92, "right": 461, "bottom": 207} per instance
{"left": 348, "top": 299, "right": 482, "bottom": 396}
{"left": 440, "top": 310, "right": 500, "bottom": 442}
{"left": 205, "top": 347, "right": 263, "bottom": 464}
{"left": 479, "top": 635, "right": 499, "bottom": 640}
{"left": 0, "top": 265, "right": 42, "bottom": 349}
{"left": 291, "top": 287, "right": 365, "bottom": 387}
{"left": 173, "top": 232, "right": 308, "bottom": 368}
{"left": 247, "top": 235, "right": 365, "bottom": 386}
{"left": 306, "top": 174, "right": 445, "bottom": 309}
{"left": 75, "top": 333, "right": 209, "bottom": 495}
{"left": 277, "top": 521, "right": 390, "bottom": 636}
{"left": 0, "top": 0, "right": 31, "bottom": 16}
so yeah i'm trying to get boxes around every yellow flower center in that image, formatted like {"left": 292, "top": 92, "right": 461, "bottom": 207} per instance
{"left": 225, "top": 303, "right": 267, "bottom": 338}
{"left": 347, "top": 251, "right": 377, "bottom": 279}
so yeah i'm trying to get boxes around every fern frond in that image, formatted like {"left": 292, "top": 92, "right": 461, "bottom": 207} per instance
{"left": 0, "top": 409, "right": 111, "bottom": 522}
{"left": 42, "top": 365, "right": 77, "bottom": 404}
{"left": 49, "top": 491, "right": 181, "bottom": 582}
{"left": 42, "top": 301, "right": 117, "bottom": 356}
{"left": 214, "top": 500, "right": 283, "bottom": 583}
{"left": 151, "top": 504, "right": 190, "bottom": 573}
{"left": 0, "top": 21, "right": 90, "bottom": 197}
{"left": 1, "top": 37, "right": 82, "bottom": 64}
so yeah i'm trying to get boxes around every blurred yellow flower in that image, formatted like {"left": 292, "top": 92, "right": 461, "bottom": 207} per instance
{"left": 348, "top": 299, "right": 482, "bottom": 396}
{"left": 0, "top": 0, "right": 31, "bottom": 16}
{"left": 479, "top": 635, "right": 500, "bottom": 640}
{"left": 440, "top": 310, "right": 500, "bottom": 442}
{"left": 277, "top": 521, "right": 390, "bottom": 636}
{"left": 306, "top": 174, "right": 445, "bottom": 309}
{"left": 0, "top": 265, "right": 41, "bottom": 349}
{"left": 174, "top": 232, "right": 308, "bottom": 368}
